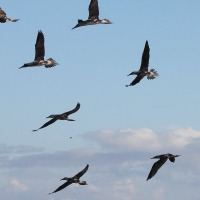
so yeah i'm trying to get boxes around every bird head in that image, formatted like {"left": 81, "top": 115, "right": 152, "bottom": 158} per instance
{"left": 60, "top": 177, "right": 69, "bottom": 181}
{"left": 46, "top": 114, "right": 57, "bottom": 118}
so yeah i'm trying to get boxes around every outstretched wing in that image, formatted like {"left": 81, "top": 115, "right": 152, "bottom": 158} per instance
{"left": 0, "top": 7, "right": 6, "bottom": 17}
{"left": 146, "top": 158, "right": 168, "bottom": 181}
{"left": 128, "top": 74, "right": 145, "bottom": 86}
{"left": 140, "top": 41, "right": 150, "bottom": 72}
{"left": 35, "top": 30, "right": 45, "bottom": 61}
{"left": 32, "top": 118, "right": 57, "bottom": 132}
{"left": 73, "top": 164, "right": 89, "bottom": 179}
{"left": 88, "top": 0, "right": 99, "bottom": 20}
{"left": 62, "top": 102, "right": 80, "bottom": 117}
{"left": 48, "top": 181, "right": 72, "bottom": 195}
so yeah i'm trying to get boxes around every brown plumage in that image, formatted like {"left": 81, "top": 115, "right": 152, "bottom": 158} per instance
{"left": 32, "top": 103, "right": 80, "bottom": 132}
{"left": 48, "top": 164, "right": 89, "bottom": 195}
{"left": 126, "top": 41, "right": 159, "bottom": 87}
{"left": 0, "top": 7, "right": 19, "bottom": 23}
{"left": 147, "top": 153, "right": 180, "bottom": 181}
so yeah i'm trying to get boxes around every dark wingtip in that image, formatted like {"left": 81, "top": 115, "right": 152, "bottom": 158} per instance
{"left": 125, "top": 85, "right": 129, "bottom": 87}
{"left": 32, "top": 130, "right": 38, "bottom": 132}
{"left": 71, "top": 26, "right": 77, "bottom": 30}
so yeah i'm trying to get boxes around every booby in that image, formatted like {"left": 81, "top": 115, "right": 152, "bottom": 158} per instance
{"left": 32, "top": 102, "right": 80, "bottom": 132}
{"left": 126, "top": 41, "right": 159, "bottom": 87}
{"left": 147, "top": 153, "right": 180, "bottom": 181}
{"left": 0, "top": 7, "right": 19, "bottom": 23}
{"left": 19, "top": 30, "right": 58, "bottom": 69}
{"left": 48, "top": 164, "right": 89, "bottom": 195}
{"left": 72, "top": 0, "right": 112, "bottom": 30}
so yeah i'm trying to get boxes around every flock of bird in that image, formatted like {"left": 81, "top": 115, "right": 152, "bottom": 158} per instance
{"left": 1, "top": 0, "right": 181, "bottom": 196}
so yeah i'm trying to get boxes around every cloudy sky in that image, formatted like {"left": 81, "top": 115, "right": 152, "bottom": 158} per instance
{"left": 1, "top": 1, "right": 200, "bottom": 199}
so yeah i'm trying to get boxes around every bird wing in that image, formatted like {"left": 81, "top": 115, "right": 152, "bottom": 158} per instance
{"left": 88, "top": 0, "right": 99, "bottom": 20}
{"left": 34, "top": 30, "right": 45, "bottom": 61}
{"left": 139, "top": 41, "right": 150, "bottom": 72}
{"left": 48, "top": 181, "right": 72, "bottom": 195}
{"left": 147, "top": 158, "right": 168, "bottom": 181}
{"left": 73, "top": 164, "right": 89, "bottom": 179}
{"left": 32, "top": 118, "right": 57, "bottom": 132}
{"left": 128, "top": 74, "right": 145, "bottom": 86}
{"left": 62, "top": 102, "right": 80, "bottom": 117}
{"left": 0, "top": 8, "right": 6, "bottom": 17}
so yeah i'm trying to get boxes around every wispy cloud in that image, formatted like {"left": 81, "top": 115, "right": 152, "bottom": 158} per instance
{"left": 83, "top": 127, "right": 200, "bottom": 151}
{"left": 6, "top": 179, "right": 28, "bottom": 193}
{"left": 0, "top": 143, "right": 44, "bottom": 154}
{"left": 0, "top": 127, "right": 200, "bottom": 200}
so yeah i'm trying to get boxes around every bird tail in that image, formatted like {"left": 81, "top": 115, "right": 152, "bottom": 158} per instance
{"left": 7, "top": 18, "right": 20, "bottom": 22}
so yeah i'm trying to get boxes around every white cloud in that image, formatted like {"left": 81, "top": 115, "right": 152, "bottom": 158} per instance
{"left": 7, "top": 179, "right": 28, "bottom": 193}
{"left": 83, "top": 127, "right": 200, "bottom": 151}
{"left": 1, "top": 127, "right": 200, "bottom": 200}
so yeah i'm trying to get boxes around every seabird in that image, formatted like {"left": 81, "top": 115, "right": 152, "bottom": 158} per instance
{"left": 147, "top": 153, "right": 180, "bottom": 181}
{"left": 126, "top": 41, "right": 159, "bottom": 87}
{"left": 72, "top": 0, "right": 112, "bottom": 30}
{"left": 32, "top": 102, "right": 80, "bottom": 132}
{"left": 19, "top": 30, "right": 58, "bottom": 69}
{"left": 0, "top": 7, "right": 19, "bottom": 23}
{"left": 48, "top": 164, "right": 89, "bottom": 195}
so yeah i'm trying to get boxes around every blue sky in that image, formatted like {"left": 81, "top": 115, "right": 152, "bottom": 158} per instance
{"left": 0, "top": 1, "right": 200, "bottom": 200}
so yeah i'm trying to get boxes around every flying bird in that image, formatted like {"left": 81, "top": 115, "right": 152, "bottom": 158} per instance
{"left": 72, "top": 0, "right": 112, "bottom": 30}
{"left": 147, "top": 153, "right": 180, "bottom": 181}
{"left": 32, "top": 102, "right": 80, "bottom": 132}
{"left": 126, "top": 41, "right": 159, "bottom": 87}
{"left": 19, "top": 30, "right": 58, "bottom": 69}
{"left": 0, "top": 7, "right": 19, "bottom": 23}
{"left": 48, "top": 164, "right": 89, "bottom": 195}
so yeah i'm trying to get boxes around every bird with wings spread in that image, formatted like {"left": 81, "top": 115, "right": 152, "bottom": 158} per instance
{"left": 32, "top": 103, "right": 80, "bottom": 132}
{"left": 147, "top": 153, "right": 180, "bottom": 181}
{"left": 48, "top": 164, "right": 89, "bottom": 195}
{"left": 19, "top": 30, "right": 58, "bottom": 69}
{"left": 72, "top": 0, "right": 112, "bottom": 29}
{"left": 126, "top": 41, "right": 159, "bottom": 87}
